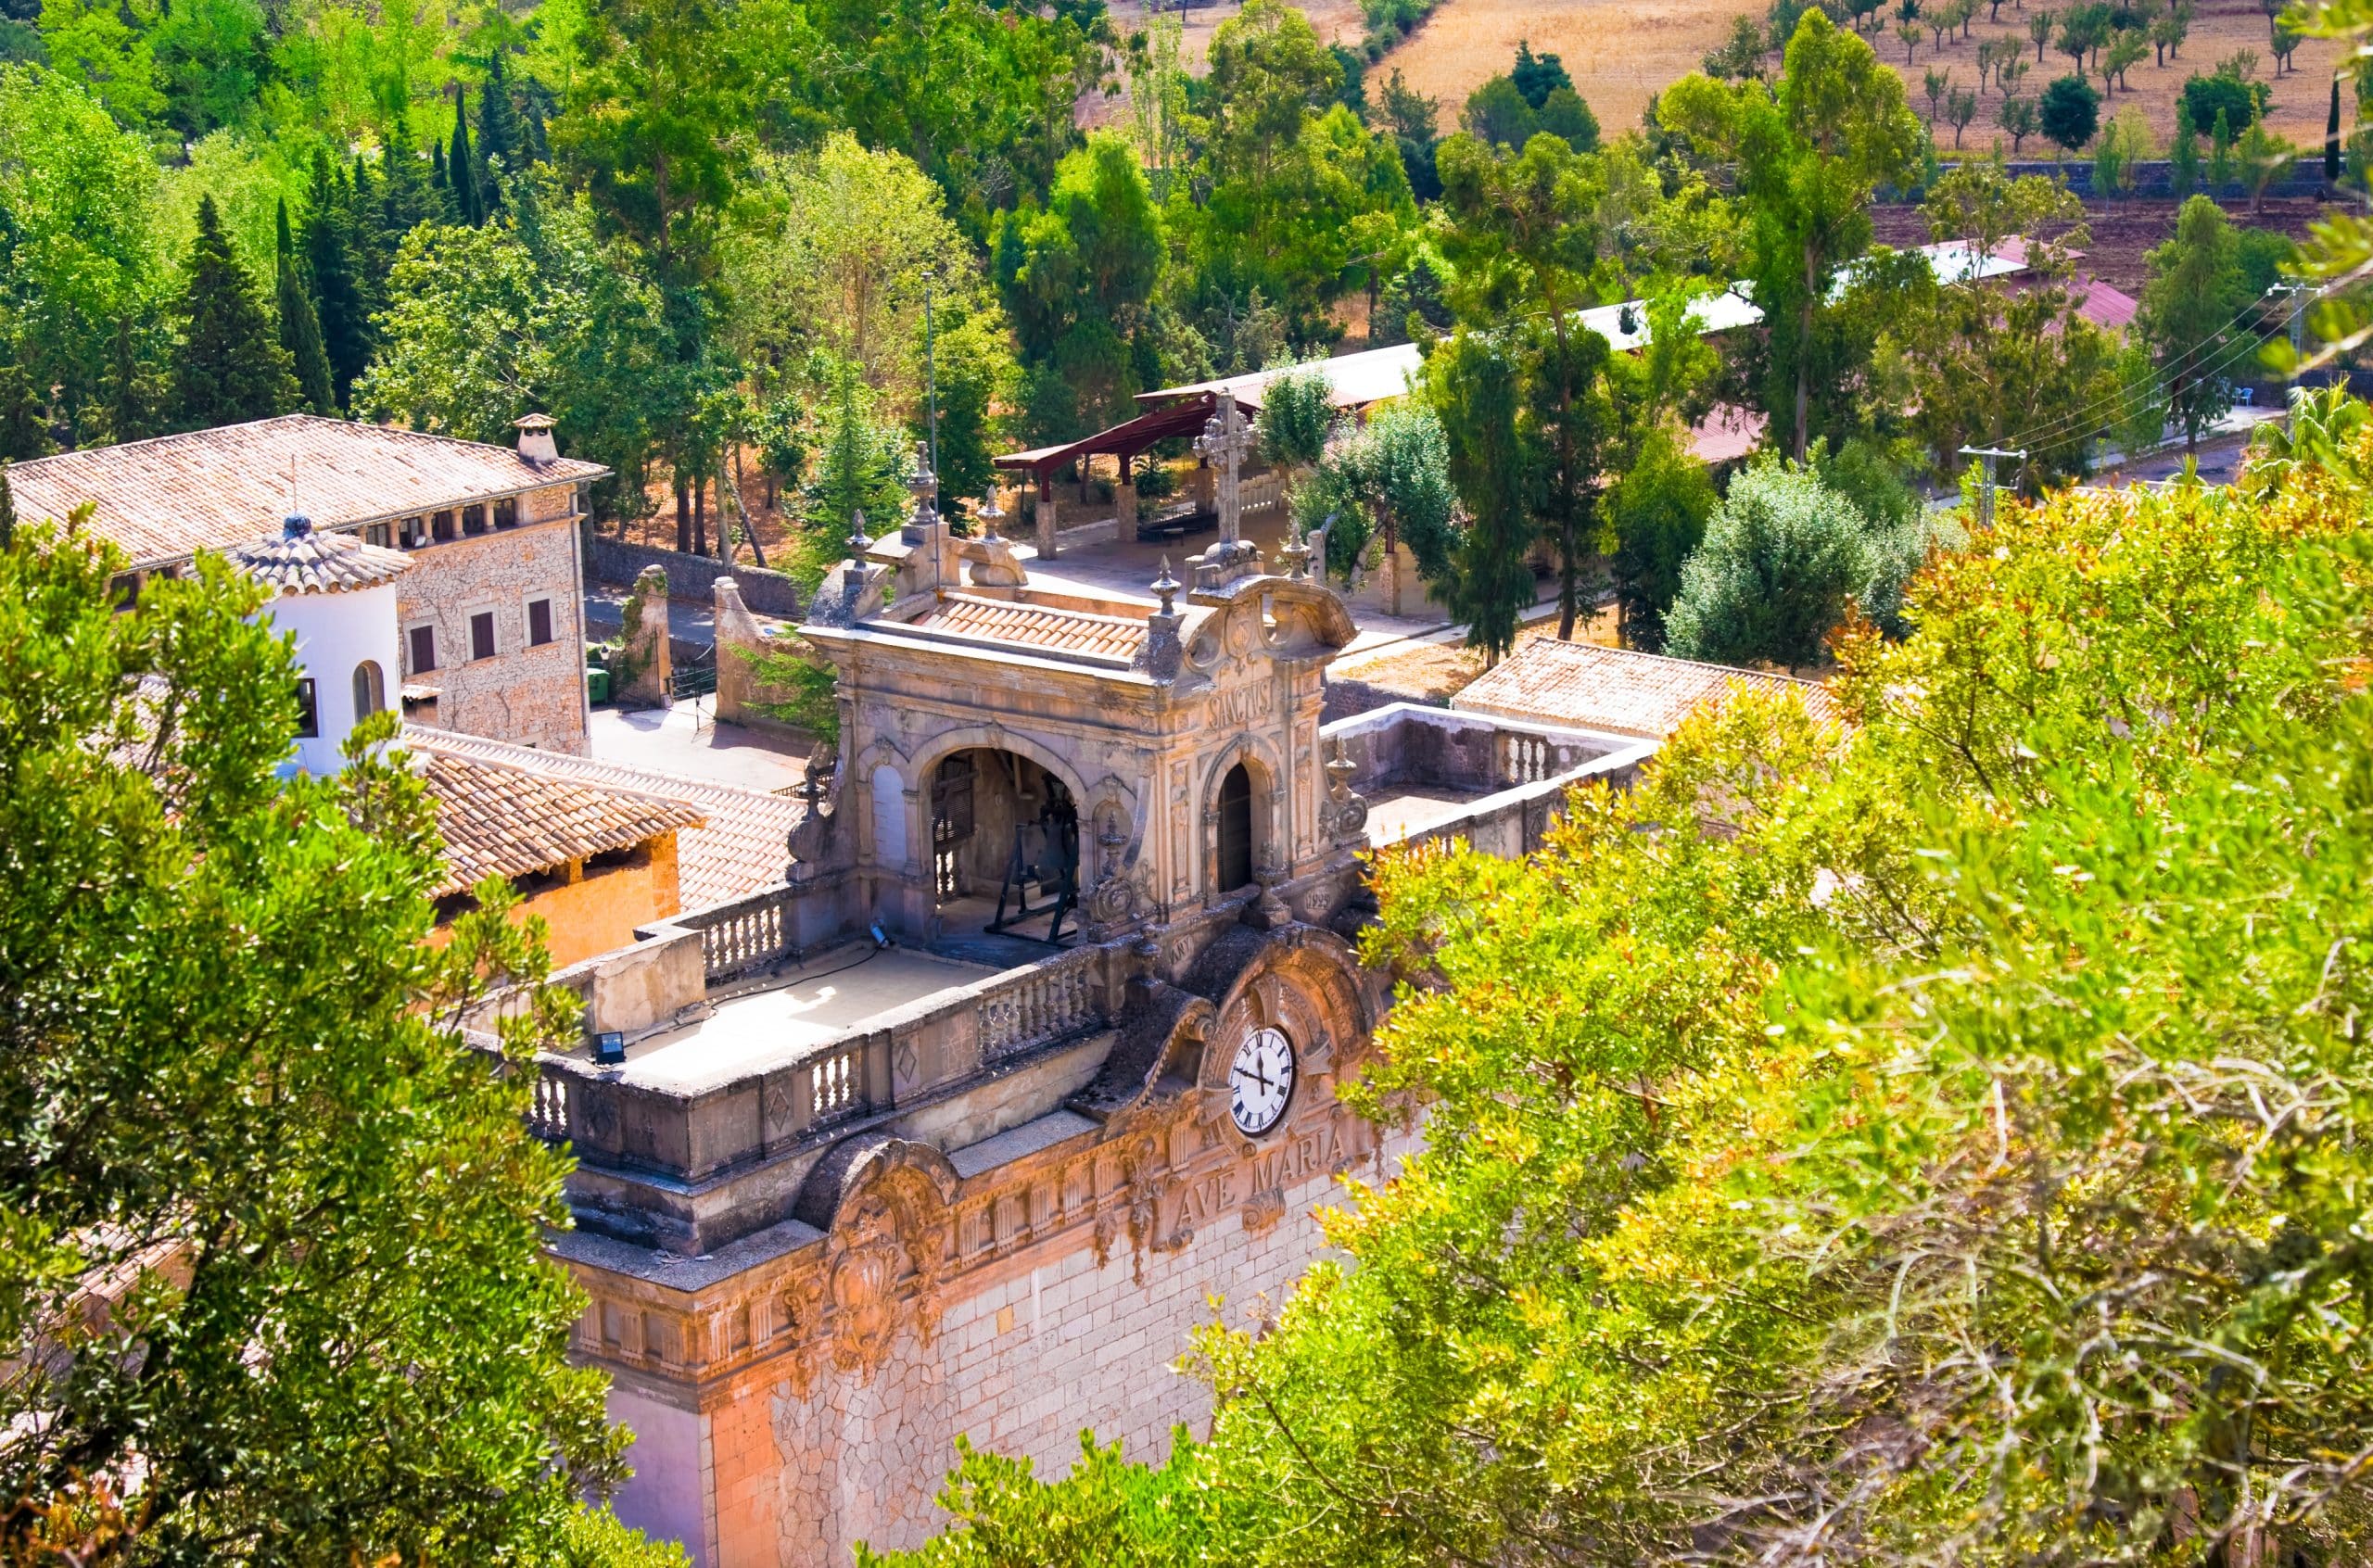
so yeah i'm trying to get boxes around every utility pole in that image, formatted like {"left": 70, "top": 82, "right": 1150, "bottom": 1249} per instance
{"left": 1958, "top": 445, "right": 2027, "bottom": 531}
{"left": 2270, "top": 279, "right": 2315, "bottom": 382}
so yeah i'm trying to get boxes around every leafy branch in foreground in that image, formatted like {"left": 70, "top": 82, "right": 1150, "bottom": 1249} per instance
{"left": 873, "top": 421, "right": 2373, "bottom": 1566}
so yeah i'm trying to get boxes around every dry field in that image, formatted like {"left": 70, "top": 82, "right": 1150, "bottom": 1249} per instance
{"left": 1378, "top": 0, "right": 2349, "bottom": 148}
{"left": 1096, "top": 0, "right": 1364, "bottom": 84}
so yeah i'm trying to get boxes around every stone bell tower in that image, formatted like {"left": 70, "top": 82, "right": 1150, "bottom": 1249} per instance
{"left": 797, "top": 436, "right": 1365, "bottom": 955}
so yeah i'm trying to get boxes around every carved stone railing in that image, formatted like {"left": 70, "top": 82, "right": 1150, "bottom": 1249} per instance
{"left": 976, "top": 945, "right": 1107, "bottom": 1062}
{"left": 529, "top": 1067, "right": 572, "bottom": 1142}
{"left": 1498, "top": 729, "right": 1556, "bottom": 785}
{"left": 672, "top": 885, "right": 793, "bottom": 980}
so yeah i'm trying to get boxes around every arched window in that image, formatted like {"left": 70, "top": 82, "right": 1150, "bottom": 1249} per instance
{"left": 1216, "top": 762, "right": 1253, "bottom": 892}
{"left": 352, "top": 660, "right": 386, "bottom": 720}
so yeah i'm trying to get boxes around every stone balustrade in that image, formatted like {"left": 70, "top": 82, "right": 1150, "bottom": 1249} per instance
{"left": 977, "top": 945, "right": 1106, "bottom": 1062}
{"left": 529, "top": 942, "right": 1121, "bottom": 1188}
{"left": 673, "top": 885, "right": 793, "bottom": 980}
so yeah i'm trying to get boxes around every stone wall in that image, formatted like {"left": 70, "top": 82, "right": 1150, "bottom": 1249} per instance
{"left": 600, "top": 1105, "right": 1420, "bottom": 1566}
{"left": 398, "top": 515, "right": 590, "bottom": 753}
{"left": 590, "top": 537, "right": 806, "bottom": 619}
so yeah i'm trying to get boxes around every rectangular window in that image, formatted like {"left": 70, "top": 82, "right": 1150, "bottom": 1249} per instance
{"left": 432, "top": 510, "right": 456, "bottom": 542}
{"left": 294, "top": 677, "right": 319, "bottom": 739}
{"left": 463, "top": 503, "right": 488, "bottom": 537}
{"left": 408, "top": 624, "right": 437, "bottom": 674}
{"left": 470, "top": 611, "right": 497, "bottom": 662}
{"left": 405, "top": 515, "right": 428, "bottom": 548}
{"left": 527, "top": 597, "right": 554, "bottom": 647}
{"left": 364, "top": 522, "right": 392, "bottom": 549}
{"left": 493, "top": 496, "right": 519, "bottom": 529}
{"left": 110, "top": 572, "right": 142, "bottom": 611}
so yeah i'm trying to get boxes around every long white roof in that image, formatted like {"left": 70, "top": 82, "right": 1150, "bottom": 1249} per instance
{"left": 1141, "top": 239, "right": 2027, "bottom": 413}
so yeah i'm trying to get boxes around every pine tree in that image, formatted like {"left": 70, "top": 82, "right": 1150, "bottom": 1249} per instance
{"left": 449, "top": 92, "right": 485, "bottom": 227}
{"left": 171, "top": 196, "right": 299, "bottom": 432}
{"left": 0, "top": 346, "right": 52, "bottom": 462}
{"left": 276, "top": 199, "right": 338, "bottom": 417}
{"left": 478, "top": 51, "right": 527, "bottom": 216}
{"left": 303, "top": 151, "right": 368, "bottom": 407}
{"left": 100, "top": 316, "right": 169, "bottom": 445}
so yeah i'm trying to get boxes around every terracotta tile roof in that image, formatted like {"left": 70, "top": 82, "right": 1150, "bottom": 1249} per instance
{"left": 9, "top": 415, "right": 608, "bottom": 568}
{"left": 227, "top": 517, "right": 413, "bottom": 595}
{"left": 405, "top": 734, "right": 707, "bottom": 898}
{"left": 403, "top": 727, "right": 803, "bottom": 909}
{"left": 1451, "top": 638, "right": 1838, "bottom": 740}
{"left": 908, "top": 593, "right": 1148, "bottom": 662}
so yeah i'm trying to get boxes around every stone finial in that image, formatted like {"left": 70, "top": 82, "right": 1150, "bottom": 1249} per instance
{"left": 846, "top": 509, "right": 871, "bottom": 566}
{"left": 1151, "top": 557, "right": 1180, "bottom": 617}
{"left": 1279, "top": 520, "right": 1312, "bottom": 582}
{"left": 907, "top": 444, "right": 939, "bottom": 527}
{"left": 977, "top": 489, "right": 1005, "bottom": 543}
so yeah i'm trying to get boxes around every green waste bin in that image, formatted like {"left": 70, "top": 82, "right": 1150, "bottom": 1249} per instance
{"left": 586, "top": 665, "right": 611, "bottom": 705}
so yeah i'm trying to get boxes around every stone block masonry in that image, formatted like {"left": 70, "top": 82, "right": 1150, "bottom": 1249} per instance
{"left": 399, "top": 512, "right": 590, "bottom": 753}
{"left": 598, "top": 1106, "right": 1419, "bottom": 1566}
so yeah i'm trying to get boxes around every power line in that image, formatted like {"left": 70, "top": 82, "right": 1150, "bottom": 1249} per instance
{"left": 1998, "top": 284, "right": 2319, "bottom": 455}
{"left": 1999, "top": 310, "right": 2293, "bottom": 459}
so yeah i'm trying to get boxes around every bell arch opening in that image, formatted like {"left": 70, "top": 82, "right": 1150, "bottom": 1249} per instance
{"left": 1216, "top": 762, "right": 1254, "bottom": 893}
{"left": 929, "top": 748, "right": 1080, "bottom": 949}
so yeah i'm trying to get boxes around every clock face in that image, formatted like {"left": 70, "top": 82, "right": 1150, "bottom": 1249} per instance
{"left": 1229, "top": 1026, "right": 1296, "bottom": 1137}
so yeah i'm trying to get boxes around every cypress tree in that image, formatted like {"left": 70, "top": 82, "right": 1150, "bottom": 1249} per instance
{"left": 302, "top": 151, "right": 367, "bottom": 407}
{"left": 101, "top": 316, "right": 169, "bottom": 445}
{"left": 276, "top": 199, "right": 338, "bottom": 416}
{"left": 449, "top": 93, "right": 485, "bottom": 227}
{"left": 171, "top": 196, "right": 299, "bottom": 432}
{"left": 478, "top": 52, "right": 526, "bottom": 215}
{"left": 2329, "top": 77, "right": 2344, "bottom": 182}
{"left": 0, "top": 460, "right": 14, "bottom": 550}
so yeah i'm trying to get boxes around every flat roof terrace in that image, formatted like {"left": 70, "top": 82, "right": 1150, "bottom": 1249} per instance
{"left": 600, "top": 943, "right": 999, "bottom": 1096}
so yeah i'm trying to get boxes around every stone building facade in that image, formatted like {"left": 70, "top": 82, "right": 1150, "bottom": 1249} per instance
{"left": 517, "top": 450, "right": 1654, "bottom": 1564}
{"left": 9, "top": 412, "right": 604, "bottom": 754}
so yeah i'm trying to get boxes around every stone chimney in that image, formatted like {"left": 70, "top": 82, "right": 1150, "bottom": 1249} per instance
{"left": 514, "top": 411, "right": 559, "bottom": 464}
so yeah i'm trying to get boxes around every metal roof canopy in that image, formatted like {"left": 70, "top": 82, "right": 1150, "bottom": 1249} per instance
{"left": 992, "top": 390, "right": 1230, "bottom": 491}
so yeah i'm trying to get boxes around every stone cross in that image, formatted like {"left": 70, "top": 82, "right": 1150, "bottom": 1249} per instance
{"left": 1193, "top": 390, "right": 1253, "bottom": 549}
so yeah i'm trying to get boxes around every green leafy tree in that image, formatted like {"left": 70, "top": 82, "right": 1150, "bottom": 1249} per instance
{"left": 1435, "top": 129, "right": 1613, "bottom": 639}
{"left": 872, "top": 398, "right": 2373, "bottom": 1568}
{"left": 1425, "top": 328, "right": 1536, "bottom": 662}
{"left": 1254, "top": 364, "right": 1335, "bottom": 473}
{"left": 0, "top": 513, "right": 682, "bottom": 1566}
{"left": 2180, "top": 69, "right": 2265, "bottom": 135}
{"left": 1659, "top": 10, "right": 1924, "bottom": 462}
{"left": 1662, "top": 455, "right": 1873, "bottom": 669}
{"left": 1189, "top": 0, "right": 1417, "bottom": 346}
{"left": 2169, "top": 99, "right": 2202, "bottom": 194}
{"left": 552, "top": 0, "right": 745, "bottom": 264}
{"left": 98, "top": 313, "right": 169, "bottom": 445}
{"left": 171, "top": 194, "right": 298, "bottom": 431}
{"left": 0, "top": 63, "right": 169, "bottom": 438}
{"left": 35, "top": 0, "right": 163, "bottom": 125}
{"left": 2037, "top": 72, "right": 2100, "bottom": 152}
{"left": 1608, "top": 428, "right": 1715, "bottom": 651}
{"left": 2137, "top": 194, "right": 2249, "bottom": 452}
{"left": 990, "top": 133, "right": 1166, "bottom": 442}
{"left": 1290, "top": 399, "right": 1457, "bottom": 589}
{"left": 1891, "top": 160, "right": 2120, "bottom": 484}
